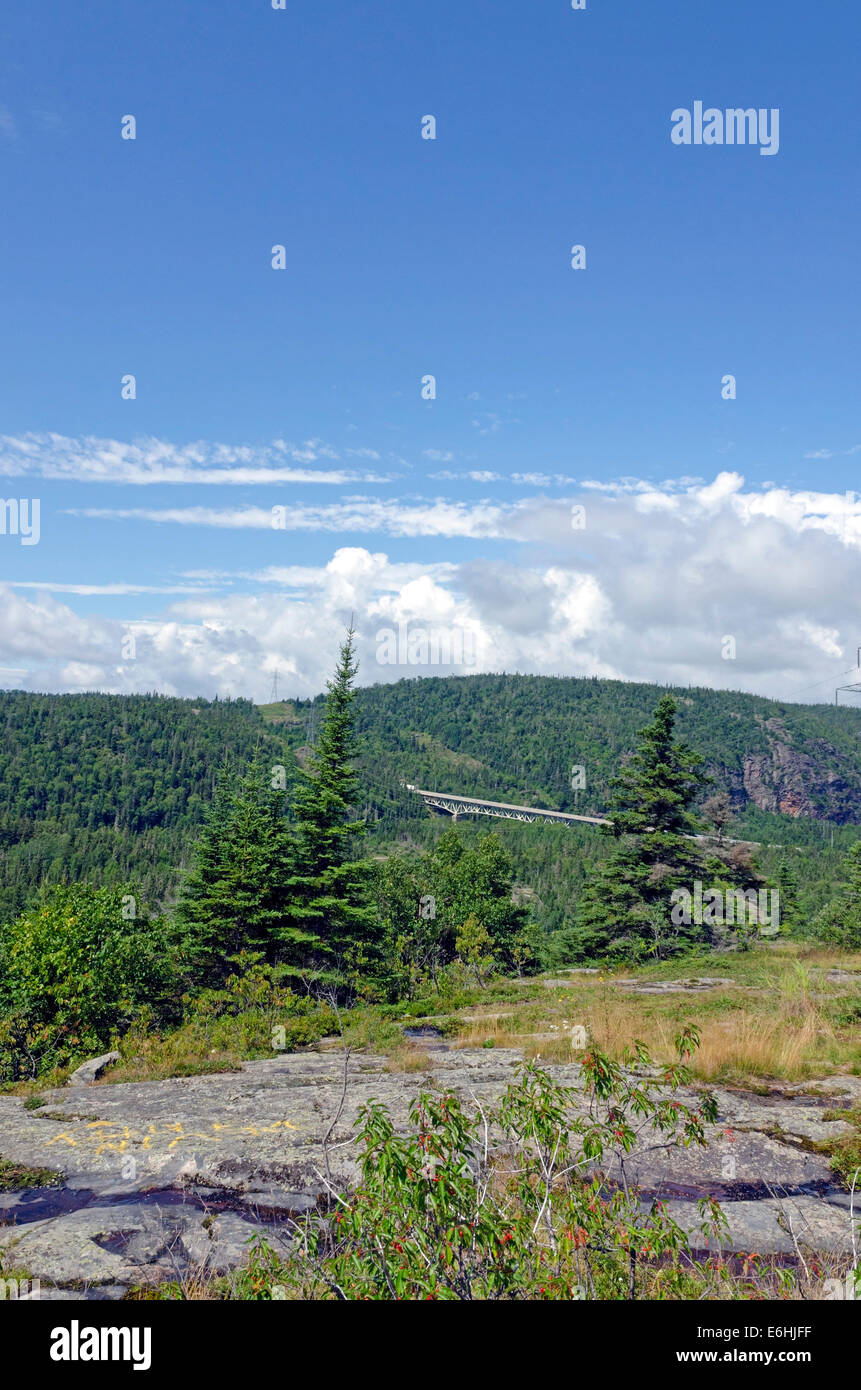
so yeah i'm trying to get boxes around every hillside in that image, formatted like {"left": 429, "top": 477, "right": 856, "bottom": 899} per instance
{"left": 341, "top": 675, "right": 861, "bottom": 827}
{"left": 0, "top": 691, "right": 284, "bottom": 921}
{"left": 2, "top": 676, "right": 860, "bottom": 930}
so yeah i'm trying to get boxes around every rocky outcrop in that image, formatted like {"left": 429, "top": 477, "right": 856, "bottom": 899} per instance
{"left": 734, "top": 724, "right": 859, "bottom": 823}
{"left": 0, "top": 1051, "right": 857, "bottom": 1297}
{"left": 66, "top": 1052, "right": 121, "bottom": 1088}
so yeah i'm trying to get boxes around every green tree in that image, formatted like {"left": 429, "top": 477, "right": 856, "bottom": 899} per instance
{"left": 176, "top": 762, "right": 307, "bottom": 986}
{"left": 455, "top": 913, "right": 494, "bottom": 986}
{"left": 573, "top": 695, "right": 708, "bottom": 959}
{"left": 284, "top": 628, "right": 380, "bottom": 992}
{"left": 0, "top": 883, "right": 180, "bottom": 1080}
{"left": 776, "top": 853, "right": 801, "bottom": 932}
{"left": 811, "top": 840, "right": 861, "bottom": 948}
{"left": 428, "top": 827, "right": 533, "bottom": 972}
{"left": 374, "top": 853, "right": 441, "bottom": 998}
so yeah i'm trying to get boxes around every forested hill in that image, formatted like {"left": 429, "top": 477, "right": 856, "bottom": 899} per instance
{"left": 0, "top": 691, "right": 284, "bottom": 921}
{"left": 321, "top": 675, "right": 861, "bottom": 830}
{"left": 1, "top": 675, "right": 860, "bottom": 924}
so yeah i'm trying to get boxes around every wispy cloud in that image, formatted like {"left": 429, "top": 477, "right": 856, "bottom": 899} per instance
{"left": 68, "top": 497, "right": 519, "bottom": 538}
{"left": 0, "top": 432, "right": 396, "bottom": 485}
{"left": 511, "top": 472, "right": 577, "bottom": 486}
{"left": 804, "top": 444, "right": 861, "bottom": 460}
{"left": 6, "top": 580, "right": 216, "bottom": 596}
{"left": 428, "top": 470, "right": 577, "bottom": 486}
{"left": 63, "top": 473, "right": 861, "bottom": 549}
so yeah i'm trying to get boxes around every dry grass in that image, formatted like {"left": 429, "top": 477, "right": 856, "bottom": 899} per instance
{"left": 108, "top": 1035, "right": 246, "bottom": 1085}
{"left": 384, "top": 1044, "right": 440, "bottom": 1074}
{"left": 453, "top": 1015, "right": 515, "bottom": 1049}
{"left": 446, "top": 946, "right": 861, "bottom": 1083}
{"left": 453, "top": 990, "right": 833, "bottom": 1078}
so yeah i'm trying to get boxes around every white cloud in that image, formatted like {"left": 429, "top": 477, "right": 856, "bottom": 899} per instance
{"left": 70, "top": 497, "right": 518, "bottom": 538}
{"left": 5, "top": 474, "right": 861, "bottom": 703}
{"left": 8, "top": 581, "right": 215, "bottom": 596}
{"left": 0, "top": 432, "right": 393, "bottom": 485}
{"left": 511, "top": 472, "right": 577, "bottom": 487}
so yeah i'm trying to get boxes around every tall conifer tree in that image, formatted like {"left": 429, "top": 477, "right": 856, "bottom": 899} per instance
{"left": 573, "top": 695, "right": 707, "bottom": 958}
{"left": 285, "top": 627, "right": 379, "bottom": 988}
{"left": 812, "top": 840, "right": 861, "bottom": 948}
{"left": 177, "top": 761, "right": 305, "bottom": 984}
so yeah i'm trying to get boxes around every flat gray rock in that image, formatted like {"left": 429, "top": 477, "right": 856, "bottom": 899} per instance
{"left": 666, "top": 1196, "right": 854, "bottom": 1255}
{"left": 180, "top": 1211, "right": 282, "bottom": 1274}
{"left": 236, "top": 1187, "right": 317, "bottom": 1215}
{"left": 0, "top": 1047, "right": 857, "bottom": 1291}
{"left": 824, "top": 970, "right": 861, "bottom": 986}
{"left": 0, "top": 1202, "right": 177, "bottom": 1285}
{"left": 0, "top": 1199, "right": 275, "bottom": 1288}
{"left": 66, "top": 1052, "right": 121, "bottom": 1087}
{"left": 614, "top": 977, "right": 735, "bottom": 994}
{"left": 714, "top": 1090, "right": 856, "bottom": 1145}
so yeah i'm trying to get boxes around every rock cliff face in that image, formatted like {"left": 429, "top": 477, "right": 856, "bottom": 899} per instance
{"left": 718, "top": 720, "right": 860, "bottom": 823}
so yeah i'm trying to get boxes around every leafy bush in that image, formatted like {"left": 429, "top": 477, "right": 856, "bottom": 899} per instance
{"left": 272, "top": 1028, "right": 727, "bottom": 1300}
{"left": 0, "top": 883, "right": 181, "bottom": 1080}
{"left": 178, "top": 952, "right": 338, "bottom": 1053}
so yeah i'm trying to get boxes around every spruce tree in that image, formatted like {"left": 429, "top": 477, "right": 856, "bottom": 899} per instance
{"left": 573, "top": 695, "right": 707, "bottom": 959}
{"left": 776, "top": 853, "right": 801, "bottom": 931}
{"left": 812, "top": 840, "right": 861, "bottom": 948}
{"left": 285, "top": 628, "right": 379, "bottom": 989}
{"left": 177, "top": 761, "right": 306, "bottom": 985}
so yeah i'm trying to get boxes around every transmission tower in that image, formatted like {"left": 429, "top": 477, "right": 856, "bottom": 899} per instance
{"left": 835, "top": 648, "right": 861, "bottom": 705}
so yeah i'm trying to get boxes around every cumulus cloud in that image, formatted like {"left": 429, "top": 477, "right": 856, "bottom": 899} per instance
{"left": 3, "top": 474, "right": 861, "bottom": 703}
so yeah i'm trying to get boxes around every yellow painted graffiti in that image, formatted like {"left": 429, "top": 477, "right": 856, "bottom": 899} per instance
{"left": 44, "top": 1117, "right": 297, "bottom": 1154}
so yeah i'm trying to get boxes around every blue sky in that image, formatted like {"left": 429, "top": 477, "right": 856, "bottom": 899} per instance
{"left": 1, "top": 0, "right": 860, "bottom": 701}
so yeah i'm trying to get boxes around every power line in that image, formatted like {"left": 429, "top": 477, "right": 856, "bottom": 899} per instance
{"left": 836, "top": 648, "right": 861, "bottom": 706}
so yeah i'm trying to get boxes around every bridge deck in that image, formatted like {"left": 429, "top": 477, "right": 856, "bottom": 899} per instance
{"left": 407, "top": 786, "right": 763, "bottom": 847}
{"left": 409, "top": 787, "right": 609, "bottom": 827}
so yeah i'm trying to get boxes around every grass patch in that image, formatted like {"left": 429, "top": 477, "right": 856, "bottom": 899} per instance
{"left": 440, "top": 945, "right": 861, "bottom": 1084}
{"left": 0, "top": 1158, "right": 64, "bottom": 1191}
{"left": 3, "top": 943, "right": 856, "bottom": 1093}
{"left": 817, "top": 1106, "right": 861, "bottom": 1184}
{"left": 384, "top": 1044, "right": 439, "bottom": 1074}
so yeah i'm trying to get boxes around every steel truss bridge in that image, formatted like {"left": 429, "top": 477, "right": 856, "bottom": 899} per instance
{"left": 405, "top": 785, "right": 763, "bottom": 848}
{"left": 406, "top": 785, "right": 611, "bottom": 828}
